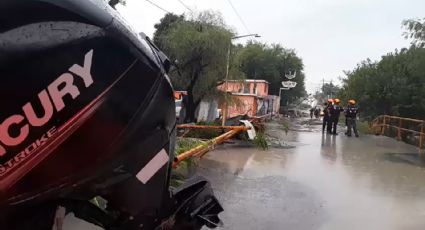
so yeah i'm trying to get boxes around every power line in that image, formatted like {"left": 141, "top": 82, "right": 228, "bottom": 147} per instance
{"left": 144, "top": 0, "right": 170, "bottom": 13}
{"left": 177, "top": 0, "right": 193, "bottom": 12}
{"left": 226, "top": 0, "right": 250, "bottom": 34}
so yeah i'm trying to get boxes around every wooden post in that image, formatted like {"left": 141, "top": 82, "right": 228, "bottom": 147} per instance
{"left": 381, "top": 116, "right": 386, "bottom": 135}
{"left": 397, "top": 119, "right": 402, "bottom": 141}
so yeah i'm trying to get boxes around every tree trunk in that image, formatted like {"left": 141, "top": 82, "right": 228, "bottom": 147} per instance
{"left": 184, "top": 70, "right": 200, "bottom": 123}
{"left": 184, "top": 90, "right": 197, "bottom": 123}
{"left": 183, "top": 66, "right": 207, "bottom": 123}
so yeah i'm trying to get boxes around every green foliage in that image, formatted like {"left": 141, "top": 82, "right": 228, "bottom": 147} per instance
{"left": 153, "top": 13, "right": 185, "bottom": 50}
{"left": 158, "top": 11, "right": 233, "bottom": 98}
{"left": 154, "top": 11, "right": 235, "bottom": 122}
{"left": 338, "top": 47, "right": 425, "bottom": 120}
{"left": 175, "top": 137, "right": 205, "bottom": 156}
{"left": 253, "top": 132, "right": 269, "bottom": 150}
{"left": 172, "top": 138, "right": 205, "bottom": 187}
{"left": 236, "top": 41, "right": 307, "bottom": 106}
{"left": 153, "top": 11, "right": 307, "bottom": 121}
{"left": 357, "top": 120, "right": 373, "bottom": 135}
{"left": 313, "top": 83, "right": 340, "bottom": 105}
{"left": 403, "top": 18, "right": 425, "bottom": 48}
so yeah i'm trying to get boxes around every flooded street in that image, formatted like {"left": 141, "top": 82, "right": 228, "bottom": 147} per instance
{"left": 198, "top": 119, "right": 425, "bottom": 230}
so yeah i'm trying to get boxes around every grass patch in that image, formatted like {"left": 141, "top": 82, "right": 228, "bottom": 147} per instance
{"left": 175, "top": 137, "right": 205, "bottom": 155}
{"left": 174, "top": 137, "right": 205, "bottom": 170}
{"left": 172, "top": 137, "right": 206, "bottom": 187}
{"left": 357, "top": 120, "right": 373, "bottom": 134}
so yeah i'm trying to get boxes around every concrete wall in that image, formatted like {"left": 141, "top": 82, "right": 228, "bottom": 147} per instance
{"left": 219, "top": 80, "right": 269, "bottom": 97}
{"left": 228, "top": 95, "right": 256, "bottom": 118}
{"left": 197, "top": 99, "right": 219, "bottom": 122}
{"left": 218, "top": 79, "right": 271, "bottom": 118}
{"left": 249, "top": 82, "right": 268, "bottom": 97}
{"left": 267, "top": 95, "right": 280, "bottom": 115}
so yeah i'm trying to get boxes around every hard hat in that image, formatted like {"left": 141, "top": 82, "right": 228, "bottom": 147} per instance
{"left": 334, "top": 98, "right": 341, "bottom": 104}
{"left": 348, "top": 99, "right": 356, "bottom": 105}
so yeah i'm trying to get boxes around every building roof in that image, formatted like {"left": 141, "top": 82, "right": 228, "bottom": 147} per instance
{"left": 225, "top": 79, "right": 269, "bottom": 84}
{"left": 230, "top": 92, "right": 267, "bottom": 98}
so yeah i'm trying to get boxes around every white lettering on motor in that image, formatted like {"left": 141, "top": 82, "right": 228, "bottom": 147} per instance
{"left": 48, "top": 73, "right": 81, "bottom": 112}
{"left": 69, "top": 50, "right": 94, "bottom": 87}
{"left": 23, "top": 90, "right": 54, "bottom": 127}
{"left": 0, "top": 49, "right": 94, "bottom": 157}
{"left": 0, "top": 126, "right": 58, "bottom": 175}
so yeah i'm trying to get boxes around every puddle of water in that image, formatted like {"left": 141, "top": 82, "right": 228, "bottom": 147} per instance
{"left": 383, "top": 152, "right": 425, "bottom": 167}
{"left": 199, "top": 120, "right": 425, "bottom": 230}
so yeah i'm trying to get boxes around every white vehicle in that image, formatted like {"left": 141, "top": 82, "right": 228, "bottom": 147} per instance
{"left": 175, "top": 99, "right": 182, "bottom": 119}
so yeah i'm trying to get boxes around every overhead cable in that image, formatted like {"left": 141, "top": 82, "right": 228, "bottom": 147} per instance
{"left": 144, "top": 0, "right": 171, "bottom": 13}
{"left": 177, "top": 0, "right": 193, "bottom": 12}
{"left": 226, "top": 0, "right": 250, "bottom": 33}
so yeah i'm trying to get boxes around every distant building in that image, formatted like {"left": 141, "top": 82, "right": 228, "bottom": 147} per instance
{"left": 218, "top": 79, "right": 279, "bottom": 118}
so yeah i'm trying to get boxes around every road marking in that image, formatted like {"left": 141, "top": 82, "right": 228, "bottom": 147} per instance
{"left": 136, "top": 149, "right": 169, "bottom": 184}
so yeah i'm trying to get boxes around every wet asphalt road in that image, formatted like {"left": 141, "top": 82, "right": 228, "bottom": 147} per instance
{"left": 198, "top": 119, "right": 425, "bottom": 230}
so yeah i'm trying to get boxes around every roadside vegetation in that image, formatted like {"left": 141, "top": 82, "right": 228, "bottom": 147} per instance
{"left": 253, "top": 132, "right": 269, "bottom": 150}
{"left": 171, "top": 137, "right": 205, "bottom": 187}
{"left": 337, "top": 18, "right": 425, "bottom": 121}
{"left": 356, "top": 120, "right": 374, "bottom": 135}
{"left": 152, "top": 12, "right": 306, "bottom": 122}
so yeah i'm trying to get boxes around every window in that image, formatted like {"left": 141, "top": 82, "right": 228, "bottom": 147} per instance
{"left": 243, "top": 83, "right": 250, "bottom": 93}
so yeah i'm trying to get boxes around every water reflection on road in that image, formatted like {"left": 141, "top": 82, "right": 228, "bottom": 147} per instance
{"left": 198, "top": 119, "right": 425, "bottom": 230}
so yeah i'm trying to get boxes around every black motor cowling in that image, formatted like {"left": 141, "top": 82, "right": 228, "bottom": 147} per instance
{"left": 0, "top": 1, "right": 222, "bottom": 229}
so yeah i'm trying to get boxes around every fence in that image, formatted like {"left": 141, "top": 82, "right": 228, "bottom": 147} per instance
{"left": 371, "top": 115, "right": 425, "bottom": 149}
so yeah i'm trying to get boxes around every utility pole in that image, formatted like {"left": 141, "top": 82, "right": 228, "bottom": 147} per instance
{"left": 222, "top": 33, "right": 261, "bottom": 126}
{"left": 221, "top": 42, "right": 231, "bottom": 126}
{"left": 322, "top": 78, "right": 327, "bottom": 101}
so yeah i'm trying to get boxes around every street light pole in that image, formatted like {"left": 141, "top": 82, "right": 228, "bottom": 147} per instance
{"left": 232, "top": 33, "right": 261, "bottom": 40}
{"left": 222, "top": 33, "right": 260, "bottom": 126}
{"left": 221, "top": 42, "right": 232, "bottom": 126}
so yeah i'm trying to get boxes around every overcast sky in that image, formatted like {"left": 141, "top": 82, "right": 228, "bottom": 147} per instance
{"left": 117, "top": 0, "right": 424, "bottom": 93}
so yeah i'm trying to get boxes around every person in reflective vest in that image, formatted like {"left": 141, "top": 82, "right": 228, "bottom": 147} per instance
{"left": 345, "top": 99, "right": 359, "bottom": 137}
{"left": 330, "top": 98, "right": 343, "bottom": 135}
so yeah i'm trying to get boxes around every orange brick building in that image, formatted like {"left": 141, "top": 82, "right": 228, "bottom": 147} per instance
{"left": 218, "top": 79, "right": 278, "bottom": 118}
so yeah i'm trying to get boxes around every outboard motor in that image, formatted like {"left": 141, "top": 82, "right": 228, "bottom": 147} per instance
{"left": 0, "top": 0, "right": 222, "bottom": 229}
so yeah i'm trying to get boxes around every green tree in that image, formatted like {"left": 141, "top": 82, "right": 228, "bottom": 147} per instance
{"left": 157, "top": 11, "right": 234, "bottom": 122}
{"left": 403, "top": 18, "right": 425, "bottom": 47}
{"left": 313, "top": 82, "right": 340, "bottom": 105}
{"left": 237, "top": 41, "right": 306, "bottom": 106}
{"left": 153, "top": 13, "right": 185, "bottom": 50}
{"left": 322, "top": 83, "right": 340, "bottom": 98}
{"left": 338, "top": 47, "right": 425, "bottom": 120}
